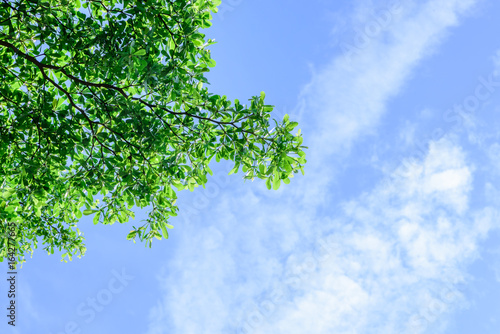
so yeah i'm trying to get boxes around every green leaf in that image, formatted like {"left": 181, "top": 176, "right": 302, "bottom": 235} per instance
{"left": 272, "top": 176, "right": 280, "bottom": 190}
{"left": 172, "top": 181, "right": 184, "bottom": 190}
{"left": 228, "top": 163, "right": 239, "bottom": 175}
{"left": 207, "top": 59, "right": 216, "bottom": 67}
{"left": 132, "top": 49, "right": 146, "bottom": 56}
{"left": 126, "top": 230, "right": 137, "bottom": 240}
{"left": 266, "top": 177, "right": 272, "bottom": 190}
{"left": 263, "top": 105, "right": 274, "bottom": 112}
{"left": 83, "top": 209, "right": 99, "bottom": 215}
{"left": 160, "top": 224, "right": 169, "bottom": 239}
{"left": 259, "top": 164, "right": 265, "bottom": 174}
{"left": 1, "top": 189, "right": 16, "bottom": 200}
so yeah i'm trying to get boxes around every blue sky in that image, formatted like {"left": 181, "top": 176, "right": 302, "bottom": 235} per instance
{"left": 3, "top": 0, "right": 500, "bottom": 333}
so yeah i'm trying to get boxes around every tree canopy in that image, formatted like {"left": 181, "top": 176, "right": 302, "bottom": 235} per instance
{"left": 0, "top": 0, "right": 307, "bottom": 264}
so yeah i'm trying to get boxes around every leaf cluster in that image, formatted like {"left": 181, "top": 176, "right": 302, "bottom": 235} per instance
{"left": 0, "top": 0, "right": 306, "bottom": 263}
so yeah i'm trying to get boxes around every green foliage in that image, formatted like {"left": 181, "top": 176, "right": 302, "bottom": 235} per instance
{"left": 0, "top": 0, "right": 306, "bottom": 264}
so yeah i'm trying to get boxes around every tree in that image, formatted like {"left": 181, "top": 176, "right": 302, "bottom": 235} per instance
{"left": 0, "top": 0, "right": 307, "bottom": 264}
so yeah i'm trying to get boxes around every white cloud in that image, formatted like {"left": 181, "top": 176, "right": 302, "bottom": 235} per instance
{"left": 245, "top": 137, "right": 498, "bottom": 334}
{"left": 298, "top": 0, "right": 477, "bottom": 161}
{"left": 292, "top": 0, "right": 479, "bottom": 210}
{"left": 487, "top": 143, "right": 500, "bottom": 172}
{"left": 399, "top": 121, "right": 418, "bottom": 148}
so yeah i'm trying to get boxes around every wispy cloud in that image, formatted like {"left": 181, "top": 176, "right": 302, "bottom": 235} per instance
{"left": 248, "top": 137, "right": 500, "bottom": 334}
{"left": 299, "top": 0, "right": 476, "bottom": 159}
{"left": 290, "top": 0, "right": 479, "bottom": 210}
{"left": 144, "top": 1, "right": 494, "bottom": 333}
